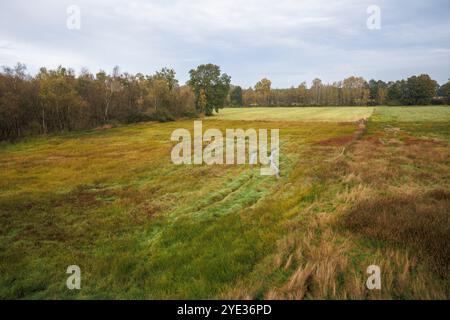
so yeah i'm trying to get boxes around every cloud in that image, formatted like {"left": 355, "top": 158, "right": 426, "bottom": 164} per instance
{"left": 0, "top": 0, "right": 449, "bottom": 86}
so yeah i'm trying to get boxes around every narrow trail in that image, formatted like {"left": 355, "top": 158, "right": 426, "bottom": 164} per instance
{"left": 327, "top": 118, "right": 368, "bottom": 162}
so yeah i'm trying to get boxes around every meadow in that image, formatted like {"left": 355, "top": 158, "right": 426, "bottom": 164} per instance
{"left": 212, "top": 107, "right": 374, "bottom": 122}
{"left": 0, "top": 106, "right": 448, "bottom": 299}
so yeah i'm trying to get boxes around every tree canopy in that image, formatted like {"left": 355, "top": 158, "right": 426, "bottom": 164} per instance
{"left": 187, "top": 64, "right": 231, "bottom": 116}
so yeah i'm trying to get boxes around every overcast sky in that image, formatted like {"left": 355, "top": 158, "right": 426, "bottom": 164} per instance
{"left": 0, "top": 0, "right": 449, "bottom": 87}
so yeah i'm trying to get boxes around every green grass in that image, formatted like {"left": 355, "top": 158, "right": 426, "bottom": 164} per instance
{"left": 0, "top": 106, "right": 449, "bottom": 299}
{"left": 373, "top": 106, "right": 450, "bottom": 122}
{"left": 213, "top": 107, "right": 374, "bottom": 122}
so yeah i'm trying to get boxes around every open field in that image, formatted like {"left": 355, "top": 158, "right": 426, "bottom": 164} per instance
{"left": 213, "top": 107, "right": 374, "bottom": 122}
{"left": 374, "top": 106, "right": 450, "bottom": 122}
{"left": 0, "top": 106, "right": 449, "bottom": 299}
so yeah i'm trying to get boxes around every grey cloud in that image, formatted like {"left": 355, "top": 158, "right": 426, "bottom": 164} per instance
{"left": 0, "top": 0, "right": 449, "bottom": 86}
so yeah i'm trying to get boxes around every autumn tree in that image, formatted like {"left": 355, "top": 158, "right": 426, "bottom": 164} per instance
{"left": 310, "top": 78, "right": 323, "bottom": 105}
{"left": 342, "top": 76, "right": 370, "bottom": 106}
{"left": 243, "top": 87, "right": 257, "bottom": 106}
{"left": 255, "top": 78, "right": 272, "bottom": 106}
{"left": 0, "top": 64, "right": 29, "bottom": 138}
{"left": 37, "top": 66, "right": 86, "bottom": 132}
{"left": 155, "top": 67, "right": 178, "bottom": 90}
{"left": 297, "top": 82, "right": 308, "bottom": 105}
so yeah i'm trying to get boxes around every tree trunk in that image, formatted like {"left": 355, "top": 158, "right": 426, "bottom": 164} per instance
{"left": 42, "top": 107, "right": 47, "bottom": 134}
{"left": 104, "top": 98, "right": 110, "bottom": 123}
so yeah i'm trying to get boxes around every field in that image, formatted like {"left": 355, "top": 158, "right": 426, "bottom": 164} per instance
{"left": 212, "top": 107, "right": 374, "bottom": 122}
{"left": 0, "top": 106, "right": 449, "bottom": 299}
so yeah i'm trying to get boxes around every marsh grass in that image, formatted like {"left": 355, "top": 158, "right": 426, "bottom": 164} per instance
{"left": 1, "top": 107, "right": 449, "bottom": 299}
{"left": 341, "top": 190, "right": 449, "bottom": 278}
{"left": 222, "top": 107, "right": 449, "bottom": 300}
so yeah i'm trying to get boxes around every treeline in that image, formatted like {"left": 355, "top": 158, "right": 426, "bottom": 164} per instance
{"left": 0, "top": 64, "right": 198, "bottom": 140}
{"left": 1, "top": 62, "right": 449, "bottom": 140}
{"left": 0, "top": 63, "right": 235, "bottom": 141}
{"left": 230, "top": 75, "right": 450, "bottom": 107}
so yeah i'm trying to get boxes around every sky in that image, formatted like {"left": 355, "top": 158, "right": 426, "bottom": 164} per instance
{"left": 0, "top": 0, "right": 449, "bottom": 87}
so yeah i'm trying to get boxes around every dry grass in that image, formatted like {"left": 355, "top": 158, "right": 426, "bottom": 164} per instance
{"left": 264, "top": 218, "right": 352, "bottom": 300}
{"left": 342, "top": 190, "right": 450, "bottom": 278}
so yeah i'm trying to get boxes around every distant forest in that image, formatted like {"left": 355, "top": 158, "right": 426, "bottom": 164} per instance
{"left": 1, "top": 62, "right": 449, "bottom": 140}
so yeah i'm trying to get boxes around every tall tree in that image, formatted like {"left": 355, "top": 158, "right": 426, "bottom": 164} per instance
{"left": 255, "top": 78, "right": 272, "bottom": 106}
{"left": 342, "top": 76, "right": 369, "bottom": 106}
{"left": 405, "top": 74, "right": 437, "bottom": 105}
{"left": 155, "top": 67, "right": 178, "bottom": 90}
{"left": 297, "top": 82, "right": 308, "bottom": 105}
{"left": 310, "top": 78, "right": 323, "bottom": 105}
{"left": 187, "top": 64, "right": 231, "bottom": 116}
{"left": 243, "top": 87, "right": 257, "bottom": 106}
{"left": 230, "top": 86, "right": 243, "bottom": 107}
{"left": 386, "top": 80, "right": 407, "bottom": 105}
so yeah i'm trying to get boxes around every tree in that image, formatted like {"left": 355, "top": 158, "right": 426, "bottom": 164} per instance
{"left": 255, "top": 78, "right": 272, "bottom": 106}
{"left": 405, "top": 74, "right": 437, "bottom": 105}
{"left": 96, "top": 66, "right": 122, "bottom": 123}
{"left": 439, "top": 79, "right": 450, "bottom": 104}
{"left": 368, "top": 79, "right": 387, "bottom": 105}
{"left": 342, "top": 76, "right": 369, "bottom": 106}
{"left": 187, "top": 64, "right": 231, "bottom": 116}
{"left": 376, "top": 81, "right": 388, "bottom": 105}
{"left": 144, "top": 69, "right": 192, "bottom": 121}
{"left": 198, "top": 89, "right": 207, "bottom": 113}
{"left": 37, "top": 66, "right": 86, "bottom": 132}
{"left": 230, "top": 86, "right": 243, "bottom": 107}
{"left": 310, "top": 78, "right": 323, "bottom": 105}
{"left": 243, "top": 87, "right": 257, "bottom": 106}
{"left": 155, "top": 67, "right": 178, "bottom": 90}
{"left": 148, "top": 77, "right": 170, "bottom": 112}
{"left": 0, "top": 63, "right": 34, "bottom": 138}
{"left": 387, "top": 80, "right": 407, "bottom": 105}
{"left": 297, "top": 82, "right": 308, "bottom": 105}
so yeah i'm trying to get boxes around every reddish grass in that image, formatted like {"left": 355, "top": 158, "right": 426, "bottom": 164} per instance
{"left": 316, "top": 135, "right": 355, "bottom": 146}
